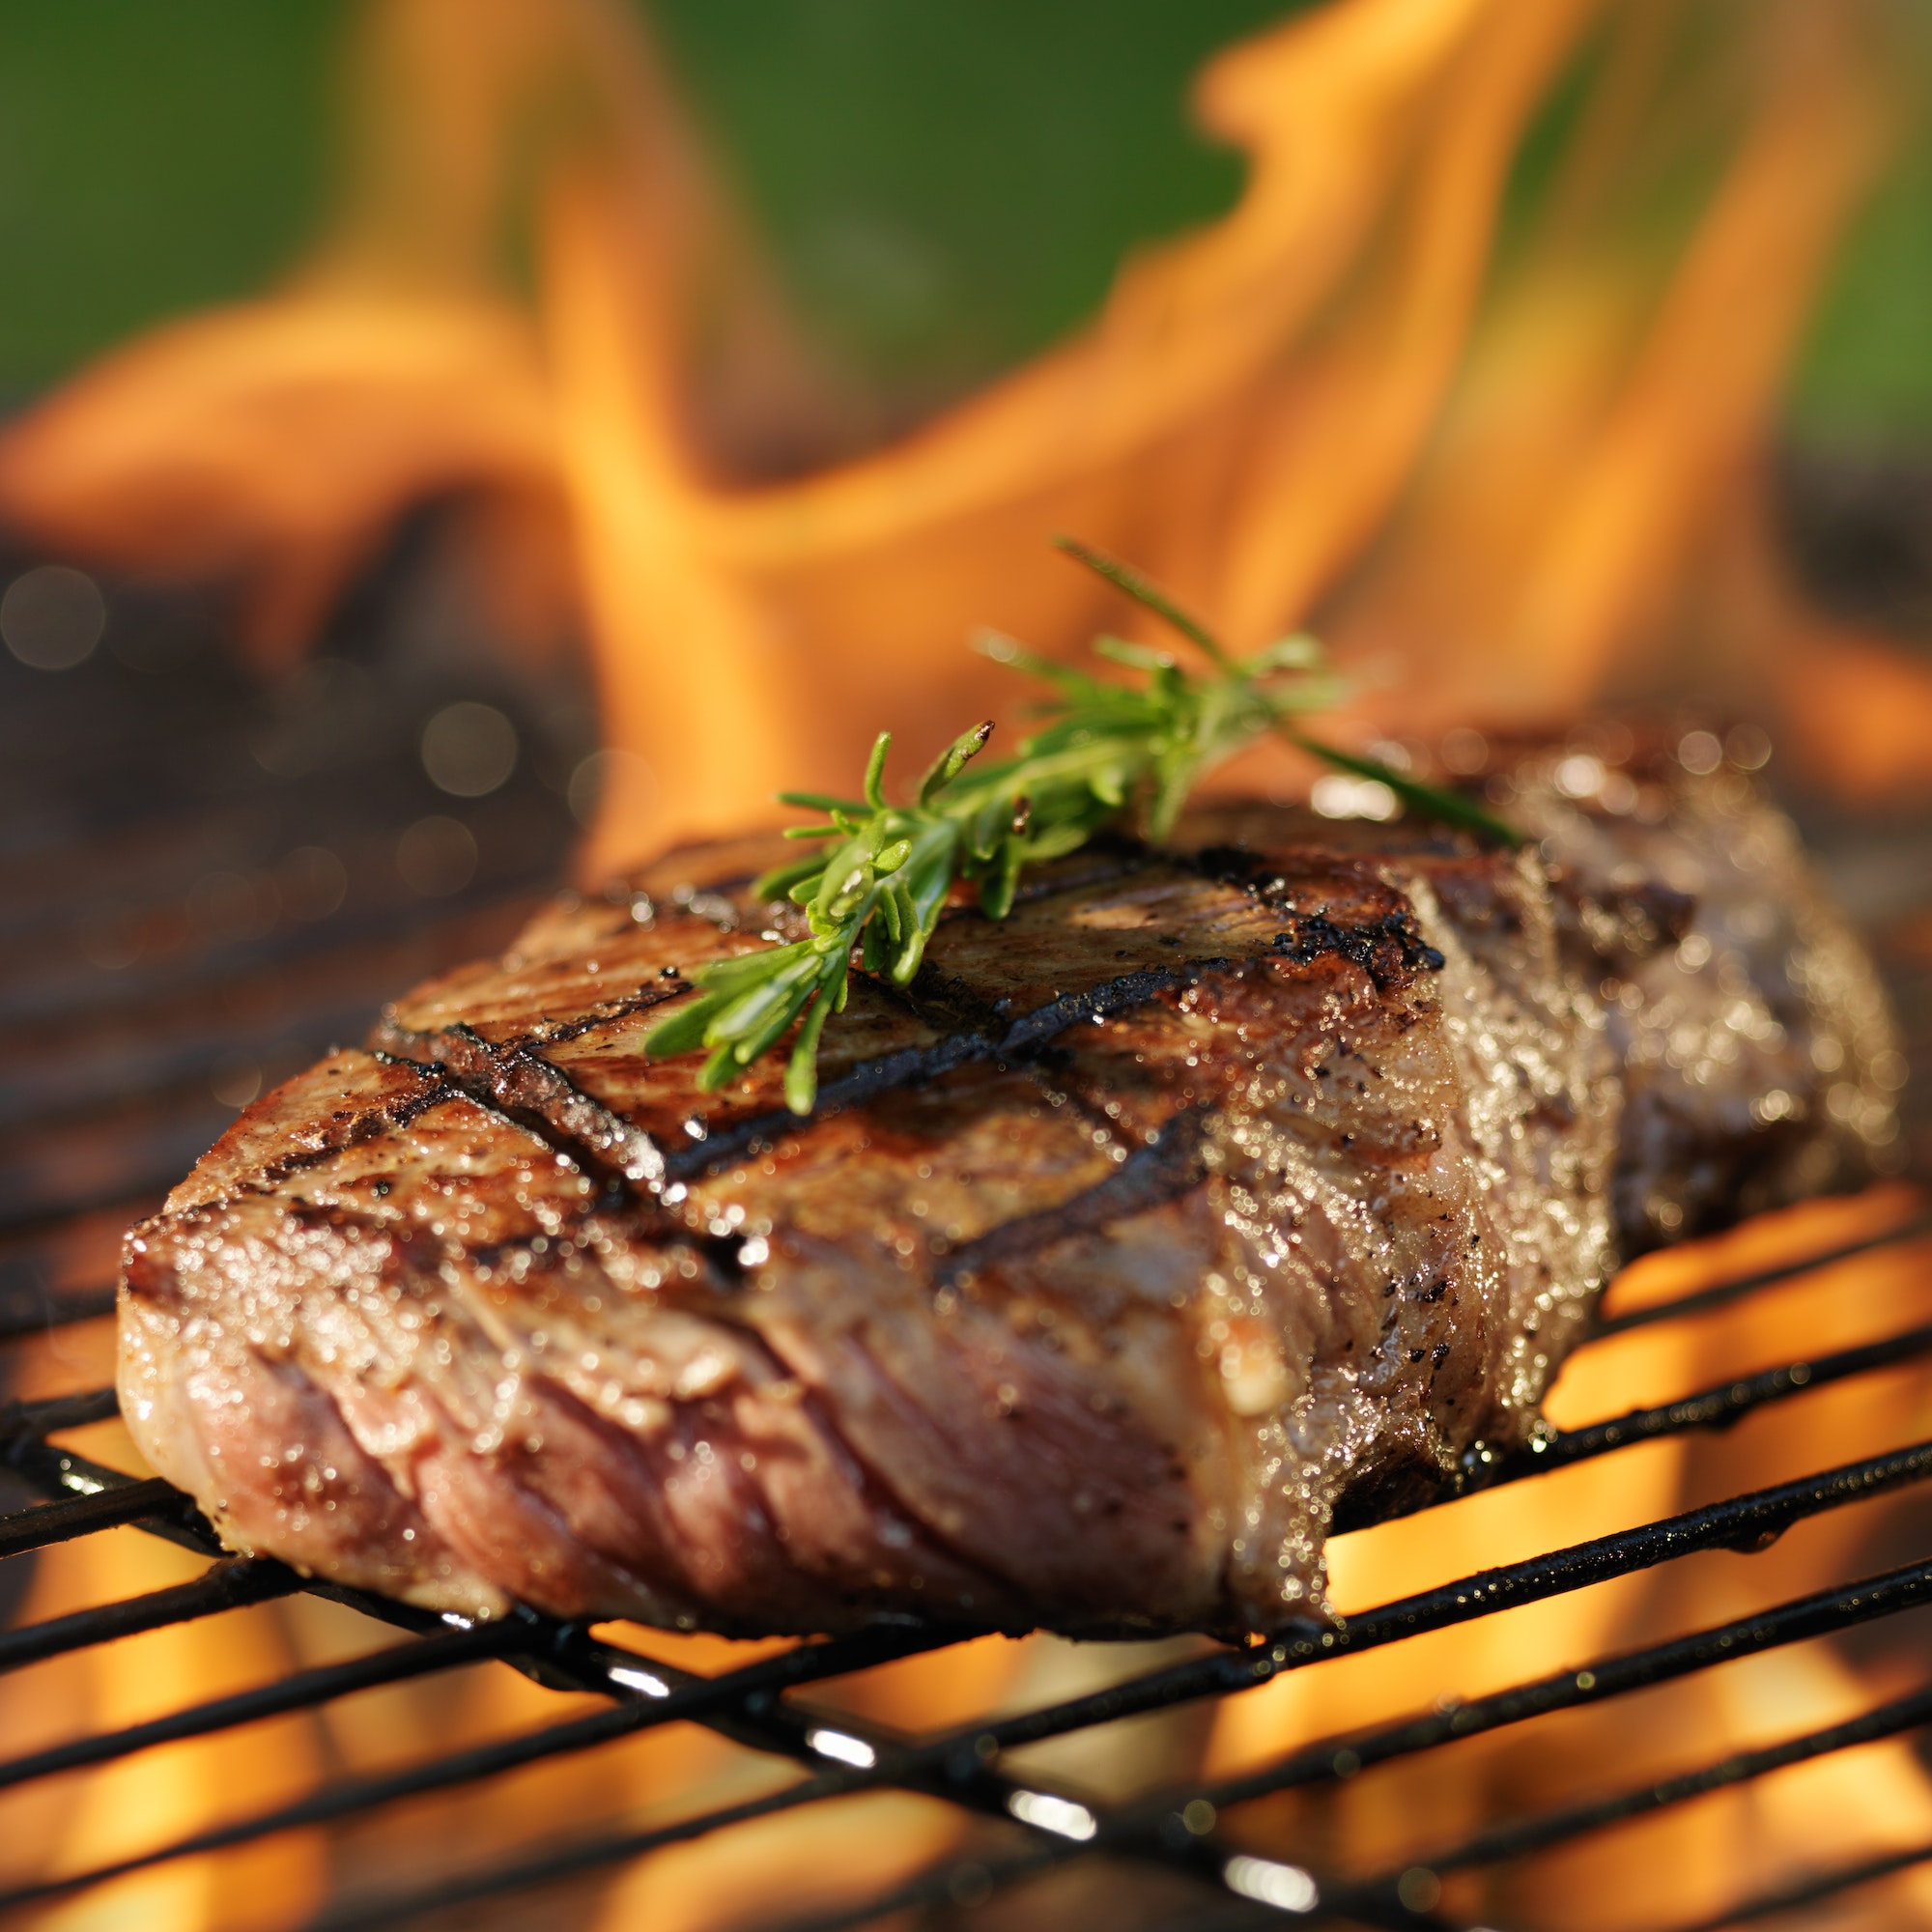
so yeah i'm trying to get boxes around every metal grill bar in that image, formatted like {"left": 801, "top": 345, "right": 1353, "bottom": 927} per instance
{"left": 1661, "top": 1841, "right": 1932, "bottom": 1932}
{"left": 1527, "top": 1320, "right": 1932, "bottom": 1472}
{"left": 1214, "top": 1555, "right": 1932, "bottom": 1807}
{"left": 1346, "top": 1309, "right": 1932, "bottom": 1527}
{"left": 0, "top": 1476, "right": 189, "bottom": 1558}
{"left": 1586, "top": 1214, "right": 1932, "bottom": 1340}
{"left": 5, "top": 1212, "right": 1929, "bottom": 1929}
{"left": 9, "top": 538, "right": 1929, "bottom": 1932}
{"left": 305, "top": 1760, "right": 866, "bottom": 1932}
{"left": 0, "top": 1556, "right": 298, "bottom": 1671}
{"left": 1001, "top": 1436, "right": 1932, "bottom": 1739}
{"left": 0, "top": 1386, "right": 121, "bottom": 1435}
{"left": 0, "top": 1284, "right": 116, "bottom": 1344}
{"left": 1342, "top": 1680, "right": 1932, "bottom": 1896}
{"left": 18, "top": 1419, "right": 1932, "bottom": 1799}
{"left": 0, "top": 1618, "right": 516, "bottom": 1793}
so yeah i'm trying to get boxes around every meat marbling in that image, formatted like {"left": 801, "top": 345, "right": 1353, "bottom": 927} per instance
{"left": 118, "top": 750, "right": 1898, "bottom": 1637}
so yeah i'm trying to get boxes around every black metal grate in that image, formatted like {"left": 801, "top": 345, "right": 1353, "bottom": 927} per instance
{"left": 4, "top": 1216, "right": 1932, "bottom": 1930}
{"left": 7, "top": 532, "right": 1932, "bottom": 1931}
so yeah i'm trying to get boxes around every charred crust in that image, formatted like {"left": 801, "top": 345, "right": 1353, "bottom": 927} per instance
{"left": 154, "top": 1063, "right": 461, "bottom": 1223}
{"left": 120, "top": 1239, "right": 186, "bottom": 1308}
{"left": 1189, "top": 845, "right": 1444, "bottom": 988}
{"left": 1187, "top": 844, "right": 1298, "bottom": 895}
{"left": 666, "top": 953, "right": 1242, "bottom": 1180}
{"left": 367, "top": 834, "right": 1436, "bottom": 1193}
{"left": 1269, "top": 913, "right": 1443, "bottom": 988}
{"left": 271, "top": 1075, "right": 456, "bottom": 1181}
{"left": 997, "top": 963, "right": 1219, "bottom": 1049}
{"left": 664, "top": 1031, "right": 992, "bottom": 1182}
{"left": 1330, "top": 1445, "right": 1462, "bottom": 1533}
{"left": 371, "top": 1019, "right": 668, "bottom": 1196}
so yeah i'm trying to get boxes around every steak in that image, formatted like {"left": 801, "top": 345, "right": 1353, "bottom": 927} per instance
{"left": 118, "top": 751, "right": 1898, "bottom": 1636}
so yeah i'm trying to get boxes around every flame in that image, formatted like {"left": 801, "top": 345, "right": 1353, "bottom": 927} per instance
{"left": 4, "top": 1524, "right": 324, "bottom": 1931}
{"left": 0, "top": 0, "right": 1923, "bottom": 868}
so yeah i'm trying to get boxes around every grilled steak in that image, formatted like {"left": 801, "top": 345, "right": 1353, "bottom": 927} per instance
{"left": 119, "top": 750, "right": 1898, "bottom": 1636}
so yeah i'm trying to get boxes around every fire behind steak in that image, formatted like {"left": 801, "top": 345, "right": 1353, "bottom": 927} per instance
{"left": 118, "top": 749, "right": 1898, "bottom": 1636}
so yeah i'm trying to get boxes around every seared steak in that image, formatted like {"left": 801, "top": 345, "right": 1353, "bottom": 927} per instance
{"left": 119, "top": 755, "right": 1897, "bottom": 1636}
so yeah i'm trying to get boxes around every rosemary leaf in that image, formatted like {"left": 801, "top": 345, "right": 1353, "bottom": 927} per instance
{"left": 1054, "top": 535, "right": 1235, "bottom": 670}
{"left": 1284, "top": 731, "right": 1522, "bottom": 848}
{"left": 644, "top": 538, "right": 1520, "bottom": 1112}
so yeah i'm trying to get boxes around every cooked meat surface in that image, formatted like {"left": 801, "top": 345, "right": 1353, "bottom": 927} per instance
{"left": 1189, "top": 730, "right": 1902, "bottom": 1253}
{"left": 119, "top": 753, "right": 1898, "bottom": 1637}
{"left": 1503, "top": 741, "right": 1900, "bottom": 1247}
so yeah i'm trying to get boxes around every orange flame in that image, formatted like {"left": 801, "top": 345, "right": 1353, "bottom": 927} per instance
{"left": 0, "top": 0, "right": 1922, "bottom": 869}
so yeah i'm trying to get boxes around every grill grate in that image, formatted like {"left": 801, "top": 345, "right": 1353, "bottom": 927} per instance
{"left": 6, "top": 536, "right": 1932, "bottom": 1929}
{"left": 4, "top": 1215, "right": 1932, "bottom": 1930}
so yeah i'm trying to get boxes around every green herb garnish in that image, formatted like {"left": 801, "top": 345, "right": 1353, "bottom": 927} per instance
{"left": 645, "top": 539, "right": 1518, "bottom": 1112}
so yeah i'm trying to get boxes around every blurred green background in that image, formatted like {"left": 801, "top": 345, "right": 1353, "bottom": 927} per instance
{"left": 0, "top": 0, "right": 1923, "bottom": 440}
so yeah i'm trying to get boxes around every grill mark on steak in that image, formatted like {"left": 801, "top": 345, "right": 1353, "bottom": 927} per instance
{"left": 663, "top": 1030, "right": 994, "bottom": 1182}
{"left": 932, "top": 1107, "right": 1213, "bottom": 1289}
{"left": 355, "top": 868, "right": 1333, "bottom": 1204}
{"left": 514, "top": 983, "right": 688, "bottom": 1048}
{"left": 656, "top": 947, "right": 1322, "bottom": 1185}
{"left": 350, "top": 1034, "right": 760, "bottom": 1281}
{"left": 358, "top": 844, "right": 1438, "bottom": 1204}
{"left": 157, "top": 1057, "right": 457, "bottom": 1219}
{"left": 372, "top": 1018, "right": 668, "bottom": 1191}
{"left": 353, "top": 865, "right": 1463, "bottom": 1284}
{"left": 994, "top": 960, "right": 1226, "bottom": 1048}
{"left": 650, "top": 941, "right": 1302, "bottom": 1184}
{"left": 260, "top": 1072, "right": 455, "bottom": 1186}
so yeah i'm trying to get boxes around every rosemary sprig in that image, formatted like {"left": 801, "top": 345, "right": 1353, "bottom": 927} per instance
{"left": 646, "top": 539, "right": 1518, "bottom": 1112}
{"left": 1056, "top": 540, "right": 1518, "bottom": 845}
